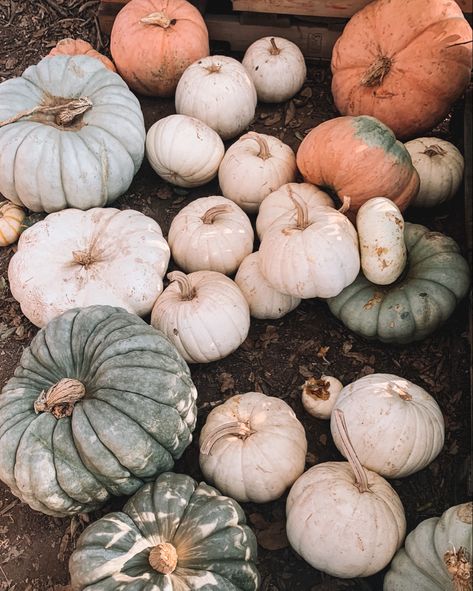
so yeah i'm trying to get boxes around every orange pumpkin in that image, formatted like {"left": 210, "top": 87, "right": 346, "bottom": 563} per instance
{"left": 48, "top": 38, "right": 116, "bottom": 72}
{"left": 296, "top": 115, "right": 420, "bottom": 220}
{"left": 331, "top": 0, "right": 473, "bottom": 139}
{"left": 110, "top": 0, "right": 209, "bottom": 97}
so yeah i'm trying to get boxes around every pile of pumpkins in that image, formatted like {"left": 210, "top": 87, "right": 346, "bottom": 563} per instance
{"left": 0, "top": 0, "right": 472, "bottom": 588}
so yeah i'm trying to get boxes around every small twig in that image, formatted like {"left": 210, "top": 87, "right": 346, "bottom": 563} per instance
{"left": 0, "top": 499, "right": 18, "bottom": 516}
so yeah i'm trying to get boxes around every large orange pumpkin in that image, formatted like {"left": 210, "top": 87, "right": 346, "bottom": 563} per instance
{"left": 48, "top": 38, "right": 116, "bottom": 72}
{"left": 110, "top": 0, "right": 209, "bottom": 97}
{"left": 296, "top": 115, "right": 420, "bottom": 220}
{"left": 331, "top": 0, "right": 473, "bottom": 139}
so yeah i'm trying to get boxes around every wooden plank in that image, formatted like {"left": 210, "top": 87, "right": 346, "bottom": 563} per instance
{"left": 231, "top": 0, "right": 371, "bottom": 18}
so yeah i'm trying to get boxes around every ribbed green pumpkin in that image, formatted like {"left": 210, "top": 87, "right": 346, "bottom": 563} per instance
{"left": 327, "top": 223, "right": 470, "bottom": 344}
{"left": 69, "top": 472, "right": 260, "bottom": 590}
{"left": 0, "top": 306, "right": 197, "bottom": 517}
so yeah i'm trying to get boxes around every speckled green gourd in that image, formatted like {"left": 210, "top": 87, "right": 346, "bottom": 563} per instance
{"left": 69, "top": 472, "right": 260, "bottom": 590}
{"left": 327, "top": 223, "right": 470, "bottom": 344}
{"left": 0, "top": 306, "right": 197, "bottom": 517}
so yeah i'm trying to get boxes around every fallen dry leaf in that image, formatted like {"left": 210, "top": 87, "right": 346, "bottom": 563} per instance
{"left": 256, "top": 520, "right": 289, "bottom": 551}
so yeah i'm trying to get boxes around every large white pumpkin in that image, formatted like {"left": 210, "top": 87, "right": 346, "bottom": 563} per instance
{"left": 218, "top": 131, "right": 297, "bottom": 214}
{"left": 168, "top": 195, "right": 254, "bottom": 275}
{"left": 8, "top": 208, "right": 170, "bottom": 327}
{"left": 331, "top": 373, "right": 445, "bottom": 478}
{"left": 151, "top": 270, "right": 250, "bottom": 364}
{"left": 145, "top": 114, "right": 224, "bottom": 188}
{"left": 242, "top": 36, "right": 307, "bottom": 103}
{"left": 199, "top": 391, "right": 307, "bottom": 503}
{"left": 384, "top": 502, "right": 472, "bottom": 591}
{"left": 405, "top": 137, "right": 465, "bottom": 208}
{"left": 0, "top": 56, "right": 145, "bottom": 212}
{"left": 175, "top": 55, "right": 257, "bottom": 140}
{"left": 287, "top": 409, "right": 406, "bottom": 578}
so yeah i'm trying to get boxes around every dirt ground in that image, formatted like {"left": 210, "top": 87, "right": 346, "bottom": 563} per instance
{"left": 0, "top": 1, "right": 471, "bottom": 590}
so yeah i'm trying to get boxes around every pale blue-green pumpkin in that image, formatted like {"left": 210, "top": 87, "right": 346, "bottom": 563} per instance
{"left": 0, "top": 306, "right": 197, "bottom": 517}
{"left": 69, "top": 472, "right": 260, "bottom": 591}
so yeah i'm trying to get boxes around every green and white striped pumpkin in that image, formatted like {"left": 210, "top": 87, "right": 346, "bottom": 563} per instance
{"left": 69, "top": 472, "right": 260, "bottom": 590}
{"left": 0, "top": 306, "right": 197, "bottom": 517}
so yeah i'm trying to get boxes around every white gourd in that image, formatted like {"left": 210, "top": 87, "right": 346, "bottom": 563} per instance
{"left": 301, "top": 375, "right": 343, "bottom": 419}
{"left": 199, "top": 391, "right": 307, "bottom": 503}
{"left": 0, "top": 201, "right": 25, "bottom": 247}
{"left": 151, "top": 270, "right": 250, "bottom": 364}
{"left": 146, "top": 114, "right": 224, "bottom": 188}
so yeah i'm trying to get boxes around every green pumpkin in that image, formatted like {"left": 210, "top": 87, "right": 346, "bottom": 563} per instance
{"left": 384, "top": 502, "right": 472, "bottom": 590}
{"left": 69, "top": 472, "right": 260, "bottom": 590}
{"left": 327, "top": 223, "right": 470, "bottom": 344}
{"left": 0, "top": 306, "right": 197, "bottom": 517}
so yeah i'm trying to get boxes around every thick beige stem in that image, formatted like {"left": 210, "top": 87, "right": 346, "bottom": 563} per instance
{"left": 334, "top": 409, "right": 370, "bottom": 493}
{"left": 34, "top": 378, "right": 86, "bottom": 418}
{"left": 0, "top": 97, "right": 92, "bottom": 128}
{"left": 361, "top": 56, "right": 392, "bottom": 87}
{"left": 424, "top": 144, "right": 448, "bottom": 158}
{"left": 288, "top": 188, "right": 309, "bottom": 230}
{"left": 201, "top": 421, "right": 254, "bottom": 455}
{"left": 201, "top": 204, "right": 232, "bottom": 224}
{"left": 303, "top": 377, "right": 330, "bottom": 401}
{"left": 337, "top": 196, "right": 351, "bottom": 215}
{"left": 149, "top": 542, "right": 178, "bottom": 574}
{"left": 269, "top": 37, "right": 281, "bottom": 55}
{"left": 206, "top": 63, "right": 222, "bottom": 74}
{"left": 444, "top": 547, "right": 472, "bottom": 591}
{"left": 168, "top": 271, "right": 195, "bottom": 301}
{"left": 140, "top": 11, "right": 174, "bottom": 27}
{"left": 245, "top": 131, "right": 271, "bottom": 160}
{"left": 72, "top": 249, "right": 96, "bottom": 268}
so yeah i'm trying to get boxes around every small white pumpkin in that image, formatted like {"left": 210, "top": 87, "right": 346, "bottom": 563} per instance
{"left": 199, "top": 391, "right": 307, "bottom": 503}
{"left": 8, "top": 208, "right": 170, "bottom": 327}
{"left": 218, "top": 131, "right": 297, "bottom": 214}
{"left": 286, "top": 409, "right": 406, "bottom": 578}
{"left": 259, "top": 188, "right": 360, "bottom": 298}
{"left": 145, "top": 114, "right": 224, "bottom": 188}
{"left": 384, "top": 502, "right": 472, "bottom": 591}
{"left": 168, "top": 195, "right": 254, "bottom": 275}
{"left": 175, "top": 55, "right": 257, "bottom": 140}
{"left": 151, "top": 270, "right": 250, "bottom": 364}
{"left": 405, "top": 137, "right": 464, "bottom": 208}
{"left": 242, "top": 36, "right": 307, "bottom": 103}
{"left": 357, "top": 197, "right": 407, "bottom": 285}
{"left": 256, "top": 182, "right": 334, "bottom": 239}
{"left": 234, "top": 251, "right": 300, "bottom": 319}
{"left": 331, "top": 373, "right": 445, "bottom": 479}
{"left": 0, "top": 201, "right": 25, "bottom": 247}
{"left": 301, "top": 375, "right": 343, "bottom": 420}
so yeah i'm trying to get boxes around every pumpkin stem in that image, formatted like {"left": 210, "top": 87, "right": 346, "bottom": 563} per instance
{"left": 333, "top": 409, "right": 371, "bottom": 494}
{"left": 72, "top": 249, "right": 97, "bottom": 268}
{"left": 200, "top": 421, "right": 254, "bottom": 455}
{"left": 288, "top": 187, "right": 309, "bottom": 230}
{"left": 140, "top": 11, "right": 175, "bottom": 28}
{"left": 168, "top": 271, "right": 196, "bottom": 301}
{"left": 302, "top": 377, "right": 331, "bottom": 401}
{"left": 337, "top": 196, "right": 351, "bottom": 215}
{"left": 423, "top": 144, "right": 448, "bottom": 158}
{"left": 149, "top": 542, "right": 178, "bottom": 574}
{"left": 201, "top": 204, "right": 233, "bottom": 224}
{"left": 0, "top": 96, "right": 92, "bottom": 128}
{"left": 269, "top": 37, "right": 281, "bottom": 55}
{"left": 206, "top": 63, "right": 222, "bottom": 74}
{"left": 244, "top": 131, "right": 272, "bottom": 160}
{"left": 361, "top": 56, "right": 392, "bottom": 87}
{"left": 389, "top": 383, "right": 412, "bottom": 401}
{"left": 444, "top": 546, "right": 472, "bottom": 591}
{"left": 34, "top": 378, "right": 86, "bottom": 419}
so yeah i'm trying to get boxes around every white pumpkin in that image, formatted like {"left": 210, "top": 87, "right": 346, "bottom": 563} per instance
{"left": 259, "top": 188, "right": 360, "bottom": 298}
{"left": 405, "top": 138, "right": 465, "bottom": 208}
{"left": 0, "top": 56, "right": 145, "bottom": 212}
{"left": 218, "top": 131, "right": 297, "bottom": 213}
{"left": 234, "top": 251, "right": 300, "bottom": 319}
{"left": 286, "top": 409, "right": 406, "bottom": 578}
{"left": 199, "top": 391, "right": 307, "bottom": 503}
{"left": 256, "top": 182, "right": 334, "bottom": 239}
{"left": 168, "top": 195, "right": 254, "bottom": 275}
{"left": 242, "top": 36, "right": 307, "bottom": 103}
{"left": 175, "top": 55, "right": 257, "bottom": 140}
{"left": 0, "top": 201, "right": 25, "bottom": 247}
{"left": 357, "top": 197, "right": 407, "bottom": 285}
{"left": 8, "top": 208, "right": 170, "bottom": 327}
{"left": 384, "top": 502, "right": 472, "bottom": 591}
{"left": 145, "top": 114, "right": 224, "bottom": 188}
{"left": 301, "top": 375, "right": 343, "bottom": 420}
{"left": 330, "top": 373, "right": 445, "bottom": 478}
{"left": 151, "top": 270, "right": 250, "bottom": 364}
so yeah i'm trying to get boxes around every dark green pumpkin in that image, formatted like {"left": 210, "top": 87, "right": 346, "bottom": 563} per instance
{"left": 327, "top": 223, "right": 470, "bottom": 344}
{"left": 0, "top": 306, "right": 197, "bottom": 516}
{"left": 69, "top": 472, "right": 260, "bottom": 590}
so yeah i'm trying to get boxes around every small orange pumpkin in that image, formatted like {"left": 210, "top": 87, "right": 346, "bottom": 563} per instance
{"left": 48, "top": 38, "right": 116, "bottom": 72}
{"left": 296, "top": 115, "right": 420, "bottom": 220}
{"left": 331, "top": 0, "right": 473, "bottom": 139}
{"left": 0, "top": 201, "right": 25, "bottom": 247}
{"left": 110, "top": 0, "right": 209, "bottom": 97}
